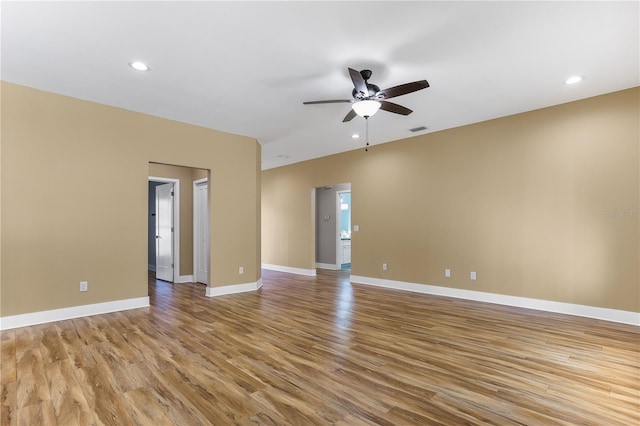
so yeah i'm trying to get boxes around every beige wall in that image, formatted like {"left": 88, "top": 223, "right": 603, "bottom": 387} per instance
{"left": 0, "top": 82, "right": 261, "bottom": 317}
{"left": 148, "top": 163, "right": 208, "bottom": 276}
{"left": 0, "top": 83, "right": 3, "bottom": 315}
{"left": 262, "top": 88, "right": 639, "bottom": 312}
{"left": 192, "top": 168, "right": 208, "bottom": 182}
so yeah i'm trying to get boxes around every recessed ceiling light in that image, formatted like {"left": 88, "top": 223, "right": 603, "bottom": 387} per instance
{"left": 129, "top": 61, "right": 149, "bottom": 71}
{"left": 565, "top": 75, "right": 582, "bottom": 85}
{"left": 351, "top": 134, "right": 360, "bottom": 139}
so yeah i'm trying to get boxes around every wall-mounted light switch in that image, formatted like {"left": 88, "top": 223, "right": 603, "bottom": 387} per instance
{"left": 445, "top": 269, "right": 451, "bottom": 278}
{"left": 470, "top": 271, "right": 477, "bottom": 280}
{"left": 239, "top": 266, "right": 244, "bottom": 275}
{"left": 80, "top": 281, "right": 88, "bottom": 292}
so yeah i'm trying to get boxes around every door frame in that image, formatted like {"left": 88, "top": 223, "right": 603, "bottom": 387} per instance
{"left": 149, "top": 176, "right": 180, "bottom": 283}
{"left": 193, "top": 178, "right": 209, "bottom": 285}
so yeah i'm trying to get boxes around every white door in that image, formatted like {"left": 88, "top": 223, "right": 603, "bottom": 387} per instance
{"left": 194, "top": 182, "right": 209, "bottom": 284}
{"left": 155, "top": 183, "right": 174, "bottom": 282}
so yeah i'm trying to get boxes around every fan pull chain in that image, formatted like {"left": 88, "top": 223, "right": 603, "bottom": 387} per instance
{"left": 365, "top": 116, "right": 369, "bottom": 152}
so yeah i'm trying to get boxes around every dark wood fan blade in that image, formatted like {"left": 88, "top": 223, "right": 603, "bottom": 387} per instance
{"left": 342, "top": 109, "right": 357, "bottom": 122}
{"left": 303, "top": 99, "right": 352, "bottom": 105}
{"left": 376, "top": 80, "right": 429, "bottom": 100}
{"left": 380, "top": 101, "right": 413, "bottom": 115}
{"left": 348, "top": 68, "right": 367, "bottom": 97}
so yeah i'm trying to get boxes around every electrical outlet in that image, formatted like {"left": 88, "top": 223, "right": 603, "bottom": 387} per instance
{"left": 382, "top": 263, "right": 388, "bottom": 271}
{"left": 239, "top": 266, "right": 244, "bottom": 275}
{"left": 470, "top": 271, "right": 477, "bottom": 280}
{"left": 80, "top": 281, "right": 88, "bottom": 292}
{"left": 445, "top": 268, "right": 451, "bottom": 278}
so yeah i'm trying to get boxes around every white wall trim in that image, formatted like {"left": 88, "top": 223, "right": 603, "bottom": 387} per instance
{"left": 261, "top": 263, "right": 317, "bottom": 276}
{"left": 175, "top": 275, "right": 194, "bottom": 284}
{"left": 206, "top": 278, "right": 263, "bottom": 297}
{"left": 0, "top": 297, "right": 150, "bottom": 331}
{"left": 350, "top": 275, "right": 640, "bottom": 326}
{"left": 316, "top": 262, "right": 340, "bottom": 270}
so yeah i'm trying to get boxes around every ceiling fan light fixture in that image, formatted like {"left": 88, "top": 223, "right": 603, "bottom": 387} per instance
{"left": 352, "top": 100, "right": 381, "bottom": 117}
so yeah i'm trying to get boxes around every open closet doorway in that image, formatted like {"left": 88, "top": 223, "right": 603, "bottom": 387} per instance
{"left": 315, "top": 183, "right": 351, "bottom": 272}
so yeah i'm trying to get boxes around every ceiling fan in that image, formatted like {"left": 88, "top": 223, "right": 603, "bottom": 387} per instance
{"left": 303, "top": 68, "right": 429, "bottom": 122}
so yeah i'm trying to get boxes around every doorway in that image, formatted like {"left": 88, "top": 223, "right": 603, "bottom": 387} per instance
{"left": 315, "top": 183, "right": 351, "bottom": 272}
{"left": 148, "top": 177, "right": 180, "bottom": 283}
{"left": 148, "top": 163, "right": 210, "bottom": 288}
{"left": 155, "top": 182, "right": 175, "bottom": 281}
{"left": 336, "top": 190, "right": 351, "bottom": 270}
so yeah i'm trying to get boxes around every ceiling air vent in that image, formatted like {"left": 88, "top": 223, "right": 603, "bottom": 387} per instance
{"left": 409, "top": 126, "right": 428, "bottom": 133}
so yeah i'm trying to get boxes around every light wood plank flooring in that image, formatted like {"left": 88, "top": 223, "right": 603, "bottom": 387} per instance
{"left": 1, "top": 269, "right": 639, "bottom": 425}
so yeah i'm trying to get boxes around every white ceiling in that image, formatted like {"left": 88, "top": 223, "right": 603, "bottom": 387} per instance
{"left": 2, "top": 1, "right": 638, "bottom": 170}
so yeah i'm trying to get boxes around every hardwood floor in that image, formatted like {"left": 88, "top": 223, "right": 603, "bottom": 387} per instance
{"left": 1, "top": 269, "right": 639, "bottom": 425}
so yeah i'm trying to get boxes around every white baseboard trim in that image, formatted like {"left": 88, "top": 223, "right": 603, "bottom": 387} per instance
{"left": 350, "top": 275, "right": 640, "bottom": 326}
{"left": 316, "top": 263, "right": 339, "bottom": 270}
{"left": 0, "top": 296, "right": 150, "bottom": 331}
{"left": 206, "top": 278, "right": 263, "bottom": 297}
{"left": 175, "top": 275, "right": 194, "bottom": 284}
{"left": 261, "top": 263, "right": 317, "bottom": 276}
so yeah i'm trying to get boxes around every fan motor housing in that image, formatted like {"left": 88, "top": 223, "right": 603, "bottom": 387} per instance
{"left": 352, "top": 83, "right": 380, "bottom": 99}
{"left": 352, "top": 69, "right": 380, "bottom": 99}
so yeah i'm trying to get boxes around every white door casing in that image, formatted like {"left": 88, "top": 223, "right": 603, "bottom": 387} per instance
{"left": 155, "top": 183, "right": 174, "bottom": 282}
{"left": 193, "top": 179, "right": 209, "bottom": 284}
